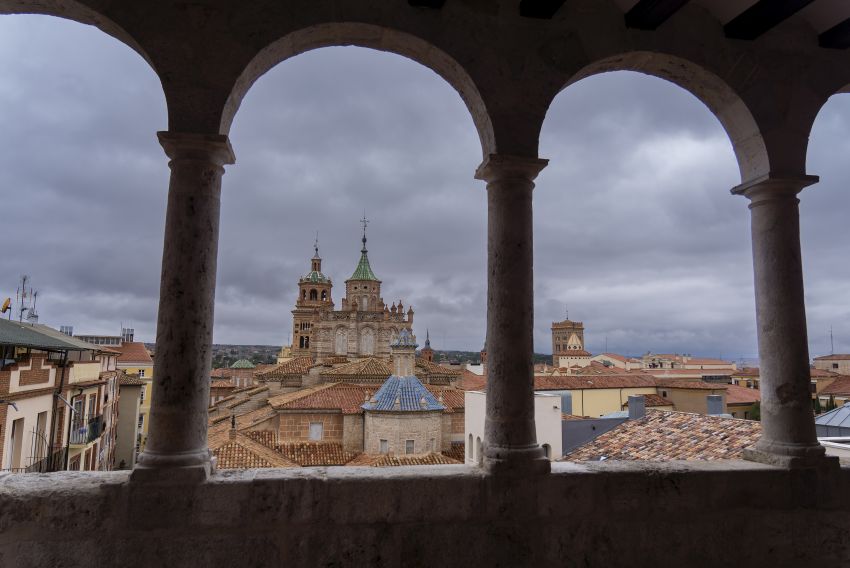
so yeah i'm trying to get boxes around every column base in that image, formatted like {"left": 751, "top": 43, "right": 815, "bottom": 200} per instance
{"left": 484, "top": 445, "right": 551, "bottom": 476}
{"left": 743, "top": 441, "right": 839, "bottom": 469}
{"left": 131, "top": 448, "right": 215, "bottom": 483}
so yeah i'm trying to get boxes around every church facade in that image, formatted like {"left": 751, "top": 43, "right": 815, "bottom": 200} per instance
{"left": 290, "top": 221, "right": 413, "bottom": 362}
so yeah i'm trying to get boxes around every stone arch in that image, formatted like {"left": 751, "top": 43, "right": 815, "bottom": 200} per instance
{"left": 220, "top": 22, "right": 495, "bottom": 157}
{"left": 553, "top": 51, "right": 769, "bottom": 184}
{"left": 360, "top": 327, "right": 375, "bottom": 356}
{"left": 334, "top": 327, "right": 348, "bottom": 356}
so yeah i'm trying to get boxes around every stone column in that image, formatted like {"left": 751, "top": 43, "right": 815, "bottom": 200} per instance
{"left": 132, "top": 132, "right": 235, "bottom": 482}
{"left": 733, "top": 174, "right": 835, "bottom": 468}
{"left": 475, "top": 154, "right": 550, "bottom": 475}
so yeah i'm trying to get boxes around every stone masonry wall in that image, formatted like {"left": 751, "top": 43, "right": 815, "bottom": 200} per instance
{"left": 364, "top": 412, "right": 442, "bottom": 454}
{"left": 1, "top": 463, "right": 850, "bottom": 567}
{"left": 342, "top": 414, "right": 363, "bottom": 452}
{"left": 279, "top": 413, "right": 343, "bottom": 443}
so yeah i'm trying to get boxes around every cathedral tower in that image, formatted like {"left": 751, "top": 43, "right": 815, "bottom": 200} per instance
{"left": 291, "top": 238, "right": 333, "bottom": 356}
{"left": 343, "top": 216, "right": 383, "bottom": 312}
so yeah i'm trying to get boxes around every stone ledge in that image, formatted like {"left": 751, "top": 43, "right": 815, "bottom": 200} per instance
{"left": 1, "top": 463, "right": 850, "bottom": 567}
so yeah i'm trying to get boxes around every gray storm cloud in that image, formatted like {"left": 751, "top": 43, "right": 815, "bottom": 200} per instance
{"left": 1, "top": 16, "right": 848, "bottom": 359}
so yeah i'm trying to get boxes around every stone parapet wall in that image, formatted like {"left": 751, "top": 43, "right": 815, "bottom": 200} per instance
{"left": 1, "top": 463, "right": 850, "bottom": 566}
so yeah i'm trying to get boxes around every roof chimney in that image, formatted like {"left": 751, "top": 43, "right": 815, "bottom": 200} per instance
{"left": 707, "top": 394, "right": 724, "bottom": 416}
{"left": 627, "top": 395, "right": 645, "bottom": 420}
{"left": 561, "top": 393, "right": 573, "bottom": 415}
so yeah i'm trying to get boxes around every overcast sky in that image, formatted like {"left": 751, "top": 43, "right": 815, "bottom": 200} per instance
{"left": 2, "top": 16, "right": 849, "bottom": 360}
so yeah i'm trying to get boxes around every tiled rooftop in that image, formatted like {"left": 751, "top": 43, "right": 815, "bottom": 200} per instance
{"left": 564, "top": 409, "right": 761, "bottom": 462}
{"left": 256, "top": 357, "right": 314, "bottom": 379}
{"left": 457, "top": 369, "right": 487, "bottom": 391}
{"left": 271, "top": 383, "right": 374, "bottom": 414}
{"left": 346, "top": 453, "right": 462, "bottom": 467}
{"left": 441, "top": 442, "right": 465, "bottom": 462}
{"left": 320, "top": 357, "right": 391, "bottom": 381}
{"left": 814, "top": 354, "right": 850, "bottom": 361}
{"left": 277, "top": 442, "right": 359, "bottom": 466}
{"left": 623, "top": 394, "right": 674, "bottom": 407}
{"left": 655, "top": 378, "right": 728, "bottom": 390}
{"left": 534, "top": 374, "right": 657, "bottom": 390}
{"left": 819, "top": 376, "right": 850, "bottom": 396}
{"left": 724, "top": 384, "right": 761, "bottom": 405}
{"left": 115, "top": 342, "right": 153, "bottom": 365}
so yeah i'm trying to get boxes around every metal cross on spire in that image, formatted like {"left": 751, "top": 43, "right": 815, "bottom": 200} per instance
{"left": 361, "top": 213, "right": 369, "bottom": 252}
{"left": 314, "top": 231, "right": 319, "bottom": 256}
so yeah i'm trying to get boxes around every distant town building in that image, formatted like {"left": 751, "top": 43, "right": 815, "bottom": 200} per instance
{"left": 813, "top": 354, "right": 850, "bottom": 375}
{"left": 551, "top": 317, "right": 591, "bottom": 368}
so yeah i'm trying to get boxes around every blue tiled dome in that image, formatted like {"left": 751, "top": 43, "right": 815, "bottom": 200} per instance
{"left": 362, "top": 375, "right": 444, "bottom": 412}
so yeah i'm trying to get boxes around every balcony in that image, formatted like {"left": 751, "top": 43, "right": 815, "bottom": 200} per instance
{"left": 69, "top": 415, "right": 104, "bottom": 446}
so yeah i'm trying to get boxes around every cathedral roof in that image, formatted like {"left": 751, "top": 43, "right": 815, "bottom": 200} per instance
{"left": 230, "top": 359, "right": 256, "bottom": 369}
{"left": 302, "top": 270, "right": 330, "bottom": 284}
{"left": 349, "top": 249, "right": 379, "bottom": 281}
{"left": 362, "top": 375, "right": 445, "bottom": 412}
{"left": 320, "top": 357, "right": 392, "bottom": 382}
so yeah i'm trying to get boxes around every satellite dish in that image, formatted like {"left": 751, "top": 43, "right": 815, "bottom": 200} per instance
{"left": 0, "top": 298, "right": 10, "bottom": 313}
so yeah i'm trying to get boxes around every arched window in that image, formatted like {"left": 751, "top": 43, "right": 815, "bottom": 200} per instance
{"left": 309, "top": 289, "right": 318, "bottom": 301}
{"left": 468, "top": 434, "right": 473, "bottom": 459}
{"left": 335, "top": 328, "right": 348, "bottom": 355}
{"left": 321, "top": 290, "right": 327, "bottom": 301}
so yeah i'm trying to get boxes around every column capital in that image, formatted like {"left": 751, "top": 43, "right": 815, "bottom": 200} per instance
{"left": 157, "top": 131, "right": 236, "bottom": 166}
{"left": 730, "top": 173, "right": 818, "bottom": 204}
{"left": 474, "top": 153, "right": 548, "bottom": 184}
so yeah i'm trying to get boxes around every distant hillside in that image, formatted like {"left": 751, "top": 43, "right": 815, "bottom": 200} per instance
{"left": 143, "top": 344, "right": 554, "bottom": 369}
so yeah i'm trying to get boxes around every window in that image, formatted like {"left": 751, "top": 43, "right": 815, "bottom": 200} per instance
{"left": 833, "top": 363, "right": 839, "bottom": 370}
{"left": 138, "top": 414, "right": 144, "bottom": 430}
{"left": 139, "top": 369, "right": 145, "bottom": 378}
{"left": 140, "top": 387, "right": 145, "bottom": 404}
{"left": 542, "top": 444, "right": 551, "bottom": 459}
{"left": 379, "top": 439, "right": 388, "bottom": 454}
{"left": 468, "top": 434, "right": 473, "bottom": 459}
{"left": 405, "top": 440, "right": 415, "bottom": 454}
{"left": 309, "top": 422, "right": 323, "bottom": 441}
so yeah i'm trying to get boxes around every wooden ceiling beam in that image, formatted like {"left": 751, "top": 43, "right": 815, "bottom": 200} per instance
{"left": 819, "top": 17, "right": 850, "bottom": 49}
{"left": 519, "top": 0, "right": 566, "bottom": 19}
{"left": 408, "top": 0, "right": 446, "bottom": 8}
{"left": 624, "top": 0, "right": 690, "bottom": 30}
{"left": 724, "top": 0, "right": 815, "bottom": 41}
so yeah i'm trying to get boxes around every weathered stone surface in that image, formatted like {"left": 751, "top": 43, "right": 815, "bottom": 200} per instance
{"left": 1, "top": 464, "right": 850, "bottom": 566}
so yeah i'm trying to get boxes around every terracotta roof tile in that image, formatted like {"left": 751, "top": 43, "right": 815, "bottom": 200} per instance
{"left": 819, "top": 376, "right": 850, "bottom": 396}
{"left": 211, "top": 432, "right": 298, "bottom": 469}
{"left": 257, "top": 357, "right": 314, "bottom": 379}
{"left": 623, "top": 394, "right": 674, "bottom": 407}
{"left": 534, "top": 374, "right": 657, "bottom": 390}
{"left": 277, "top": 442, "right": 359, "bottom": 466}
{"left": 425, "top": 386, "right": 465, "bottom": 412}
{"left": 442, "top": 442, "right": 465, "bottom": 462}
{"left": 655, "top": 378, "right": 728, "bottom": 390}
{"left": 415, "top": 358, "right": 462, "bottom": 378}
{"left": 563, "top": 409, "right": 761, "bottom": 462}
{"left": 814, "top": 354, "right": 850, "bottom": 361}
{"left": 119, "top": 375, "right": 147, "bottom": 386}
{"left": 346, "top": 452, "right": 462, "bottom": 467}
{"left": 724, "top": 384, "right": 761, "bottom": 405}
{"left": 115, "top": 342, "right": 153, "bottom": 365}
{"left": 320, "top": 357, "right": 391, "bottom": 381}
{"left": 457, "top": 369, "right": 487, "bottom": 391}
{"left": 211, "top": 379, "right": 235, "bottom": 389}
{"left": 271, "top": 383, "right": 374, "bottom": 414}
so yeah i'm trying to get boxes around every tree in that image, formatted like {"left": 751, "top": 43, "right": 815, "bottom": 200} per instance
{"left": 814, "top": 396, "right": 823, "bottom": 414}
{"left": 750, "top": 401, "right": 761, "bottom": 421}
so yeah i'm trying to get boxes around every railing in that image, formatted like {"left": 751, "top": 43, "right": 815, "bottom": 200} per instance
{"left": 70, "top": 415, "right": 104, "bottom": 445}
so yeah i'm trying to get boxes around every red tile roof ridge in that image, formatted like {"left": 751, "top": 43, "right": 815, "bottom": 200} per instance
{"left": 115, "top": 342, "right": 153, "bottom": 364}
{"left": 268, "top": 382, "right": 339, "bottom": 407}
